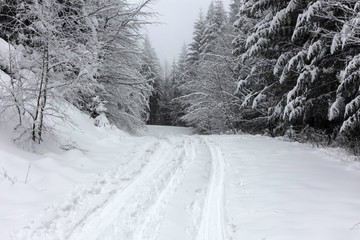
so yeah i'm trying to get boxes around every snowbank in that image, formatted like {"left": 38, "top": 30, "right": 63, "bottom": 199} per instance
{"left": 0, "top": 37, "right": 19, "bottom": 72}
{"left": 0, "top": 68, "right": 11, "bottom": 85}
{"left": 0, "top": 106, "right": 131, "bottom": 240}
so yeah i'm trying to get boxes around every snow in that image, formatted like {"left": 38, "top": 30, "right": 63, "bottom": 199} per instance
{"left": 329, "top": 97, "right": 345, "bottom": 121}
{"left": 344, "top": 95, "right": 360, "bottom": 118}
{"left": 0, "top": 37, "right": 16, "bottom": 70}
{"left": 252, "top": 92, "right": 266, "bottom": 109}
{"left": 245, "top": 34, "right": 257, "bottom": 48}
{"left": 94, "top": 113, "right": 110, "bottom": 127}
{"left": 269, "top": 0, "right": 301, "bottom": 37}
{"left": 355, "top": 2, "right": 360, "bottom": 12}
{"left": 341, "top": 54, "right": 360, "bottom": 82}
{"left": 292, "top": 1, "right": 322, "bottom": 42}
{"left": 307, "top": 40, "right": 322, "bottom": 61}
{"left": 287, "top": 87, "right": 296, "bottom": 104}
{"left": 1, "top": 107, "right": 360, "bottom": 240}
{"left": 288, "top": 50, "right": 306, "bottom": 72}
{"left": 341, "top": 24, "right": 352, "bottom": 47}
{"left": 138, "top": 125, "right": 194, "bottom": 137}
{"left": 235, "top": 79, "right": 246, "bottom": 94}
{"left": 0, "top": 69, "right": 11, "bottom": 85}
{"left": 284, "top": 96, "right": 305, "bottom": 121}
{"left": 221, "top": 135, "right": 360, "bottom": 240}
{"left": 331, "top": 34, "right": 341, "bottom": 54}
{"left": 269, "top": 8, "right": 287, "bottom": 34}
{"left": 341, "top": 110, "right": 360, "bottom": 133}
{"left": 274, "top": 52, "right": 293, "bottom": 76}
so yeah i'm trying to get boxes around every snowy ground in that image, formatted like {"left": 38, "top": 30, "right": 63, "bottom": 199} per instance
{"left": 1, "top": 110, "right": 360, "bottom": 240}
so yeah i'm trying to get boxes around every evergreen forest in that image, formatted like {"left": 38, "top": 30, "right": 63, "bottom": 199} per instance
{"left": 0, "top": 0, "right": 359, "bottom": 154}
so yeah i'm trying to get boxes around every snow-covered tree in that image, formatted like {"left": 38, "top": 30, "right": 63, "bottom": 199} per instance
{"left": 232, "top": 0, "right": 360, "bottom": 148}
{"left": 0, "top": 0, "right": 155, "bottom": 143}
{"left": 177, "top": 0, "right": 239, "bottom": 132}
{"left": 139, "top": 36, "right": 163, "bottom": 125}
{"left": 231, "top": 0, "right": 281, "bottom": 132}
{"left": 200, "top": 0, "right": 228, "bottom": 59}
{"left": 326, "top": 1, "right": 360, "bottom": 139}
{"left": 187, "top": 11, "right": 207, "bottom": 66}
{"left": 13, "top": 0, "right": 97, "bottom": 143}
{"left": 169, "top": 45, "right": 189, "bottom": 126}
{"left": 229, "top": 0, "right": 242, "bottom": 26}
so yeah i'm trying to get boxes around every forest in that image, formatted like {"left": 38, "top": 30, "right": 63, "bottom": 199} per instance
{"left": 159, "top": 0, "right": 360, "bottom": 154}
{"left": 0, "top": 0, "right": 359, "bottom": 154}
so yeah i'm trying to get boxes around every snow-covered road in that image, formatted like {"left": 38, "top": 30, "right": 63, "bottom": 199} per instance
{"left": 3, "top": 125, "right": 360, "bottom": 240}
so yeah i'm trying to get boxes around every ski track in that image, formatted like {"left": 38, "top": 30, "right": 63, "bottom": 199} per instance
{"left": 88, "top": 137, "right": 196, "bottom": 240}
{"left": 13, "top": 140, "right": 162, "bottom": 239}
{"left": 13, "top": 136, "right": 199, "bottom": 240}
{"left": 195, "top": 139, "right": 227, "bottom": 240}
{"left": 7, "top": 129, "right": 360, "bottom": 240}
{"left": 12, "top": 135, "right": 230, "bottom": 240}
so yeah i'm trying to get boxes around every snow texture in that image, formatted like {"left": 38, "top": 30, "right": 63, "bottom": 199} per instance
{"left": 1, "top": 108, "right": 360, "bottom": 240}
{"left": 329, "top": 97, "right": 345, "bottom": 121}
{"left": 0, "top": 38, "right": 16, "bottom": 71}
{"left": 331, "top": 34, "right": 341, "bottom": 54}
{"left": 252, "top": 92, "right": 266, "bottom": 109}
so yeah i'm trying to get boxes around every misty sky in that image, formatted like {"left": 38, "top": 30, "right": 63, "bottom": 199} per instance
{"left": 137, "top": 0, "right": 232, "bottom": 65}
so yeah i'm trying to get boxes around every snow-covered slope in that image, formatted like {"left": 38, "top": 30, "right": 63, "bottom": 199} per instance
{"left": 1, "top": 111, "right": 360, "bottom": 239}
{"left": 0, "top": 107, "right": 133, "bottom": 239}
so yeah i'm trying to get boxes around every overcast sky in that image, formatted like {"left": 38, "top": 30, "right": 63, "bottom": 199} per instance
{"left": 135, "top": 0, "right": 232, "bottom": 65}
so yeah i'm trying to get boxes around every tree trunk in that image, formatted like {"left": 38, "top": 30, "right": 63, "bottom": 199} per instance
{"left": 38, "top": 43, "right": 50, "bottom": 143}
{"left": 32, "top": 43, "right": 49, "bottom": 143}
{"left": 8, "top": 41, "right": 23, "bottom": 126}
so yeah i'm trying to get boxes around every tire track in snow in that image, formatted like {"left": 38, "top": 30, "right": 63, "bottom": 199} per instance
{"left": 196, "top": 140, "right": 227, "bottom": 240}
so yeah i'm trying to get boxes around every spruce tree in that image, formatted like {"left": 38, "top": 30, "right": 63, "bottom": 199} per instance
{"left": 139, "top": 36, "right": 163, "bottom": 125}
